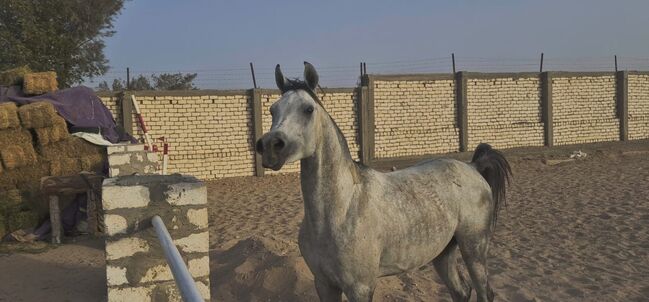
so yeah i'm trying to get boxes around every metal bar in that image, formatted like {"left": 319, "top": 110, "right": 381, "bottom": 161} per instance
{"left": 614, "top": 55, "right": 618, "bottom": 72}
{"left": 249, "top": 62, "right": 258, "bottom": 89}
{"left": 151, "top": 215, "right": 204, "bottom": 302}
{"left": 540, "top": 53, "right": 544, "bottom": 73}
{"left": 452, "top": 53, "right": 456, "bottom": 73}
{"left": 126, "top": 67, "right": 130, "bottom": 90}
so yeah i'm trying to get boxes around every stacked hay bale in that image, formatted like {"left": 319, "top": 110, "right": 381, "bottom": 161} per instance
{"left": 0, "top": 101, "right": 106, "bottom": 238}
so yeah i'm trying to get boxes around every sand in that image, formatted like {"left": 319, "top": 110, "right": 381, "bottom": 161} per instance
{"left": 1, "top": 140, "right": 649, "bottom": 301}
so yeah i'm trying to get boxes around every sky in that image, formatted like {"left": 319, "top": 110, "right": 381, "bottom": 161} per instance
{"left": 89, "top": 0, "right": 649, "bottom": 89}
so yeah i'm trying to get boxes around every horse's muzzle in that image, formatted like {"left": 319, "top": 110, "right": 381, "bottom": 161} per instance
{"left": 256, "top": 131, "right": 289, "bottom": 171}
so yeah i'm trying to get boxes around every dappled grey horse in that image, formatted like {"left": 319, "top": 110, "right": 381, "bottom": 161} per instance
{"left": 256, "top": 62, "right": 512, "bottom": 302}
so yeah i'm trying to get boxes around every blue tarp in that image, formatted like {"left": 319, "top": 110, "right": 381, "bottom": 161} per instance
{"left": 3, "top": 86, "right": 132, "bottom": 143}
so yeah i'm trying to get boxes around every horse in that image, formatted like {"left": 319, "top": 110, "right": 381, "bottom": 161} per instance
{"left": 255, "top": 62, "right": 512, "bottom": 302}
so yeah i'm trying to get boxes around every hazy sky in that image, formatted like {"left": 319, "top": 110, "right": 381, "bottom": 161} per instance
{"left": 92, "top": 0, "right": 649, "bottom": 88}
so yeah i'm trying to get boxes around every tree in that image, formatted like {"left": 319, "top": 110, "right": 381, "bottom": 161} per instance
{"left": 129, "top": 75, "right": 152, "bottom": 90}
{"left": 111, "top": 78, "right": 124, "bottom": 91}
{"left": 96, "top": 81, "right": 110, "bottom": 91}
{"left": 0, "top": 0, "right": 125, "bottom": 87}
{"left": 152, "top": 73, "right": 198, "bottom": 90}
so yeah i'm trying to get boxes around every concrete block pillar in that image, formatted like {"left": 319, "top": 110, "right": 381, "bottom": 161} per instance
{"left": 107, "top": 143, "right": 160, "bottom": 177}
{"left": 102, "top": 174, "right": 210, "bottom": 302}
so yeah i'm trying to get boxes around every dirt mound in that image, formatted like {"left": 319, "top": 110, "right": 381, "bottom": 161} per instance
{"left": 212, "top": 236, "right": 318, "bottom": 302}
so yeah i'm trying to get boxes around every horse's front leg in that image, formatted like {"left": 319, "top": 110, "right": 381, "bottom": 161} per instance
{"left": 315, "top": 276, "right": 343, "bottom": 302}
{"left": 343, "top": 281, "right": 377, "bottom": 302}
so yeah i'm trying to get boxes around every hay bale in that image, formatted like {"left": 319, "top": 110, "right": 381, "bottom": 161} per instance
{"left": 23, "top": 72, "right": 58, "bottom": 95}
{"left": 6, "top": 210, "right": 39, "bottom": 232}
{"left": 48, "top": 157, "right": 82, "bottom": 176}
{"left": 39, "top": 137, "right": 104, "bottom": 159}
{"left": 0, "top": 66, "right": 32, "bottom": 86}
{"left": 0, "top": 144, "right": 38, "bottom": 170}
{"left": 17, "top": 101, "right": 58, "bottom": 128}
{"left": 0, "top": 189, "right": 22, "bottom": 208}
{"left": 0, "top": 173, "right": 17, "bottom": 192}
{"left": 0, "top": 102, "right": 20, "bottom": 129}
{"left": 34, "top": 116, "right": 69, "bottom": 146}
{"left": 10, "top": 163, "right": 49, "bottom": 192}
{"left": 80, "top": 154, "right": 105, "bottom": 173}
{"left": 0, "top": 214, "right": 5, "bottom": 238}
{"left": 0, "top": 128, "right": 32, "bottom": 147}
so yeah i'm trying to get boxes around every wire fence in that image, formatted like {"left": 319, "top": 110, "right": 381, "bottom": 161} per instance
{"left": 87, "top": 55, "right": 649, "bottom": 90}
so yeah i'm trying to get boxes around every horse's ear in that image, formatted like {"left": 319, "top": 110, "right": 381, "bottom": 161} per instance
{"left": 275, "top": 64, "right": 287, "bottom": 92}
{"left": 303, "top": 61, "right": 319, "bottom": 91}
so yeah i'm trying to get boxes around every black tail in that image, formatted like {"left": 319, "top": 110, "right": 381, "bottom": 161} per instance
{"left": 471, "top": 143, "right": 512, "bottom": 227}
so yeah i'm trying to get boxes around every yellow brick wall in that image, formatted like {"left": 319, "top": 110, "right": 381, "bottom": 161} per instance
{"left": 99, "top": 95, "right": 122, "bottom": 126}
{"left": 130, "top": 94, "right": 254, "bottom": 180}
{"left": 467, "top": 76, "right": 544, "bottom": 149}
{"left": 628, "top": 74, "right": 649, "bottom": 140}
{"left": 552, "top": 76, "right": 619, "bottom": 145}
{"left": 373, "top": 79, "right": 458, "bottom": 158}
{"left": 261, "top": 90, "right": 359, "bottom": 174}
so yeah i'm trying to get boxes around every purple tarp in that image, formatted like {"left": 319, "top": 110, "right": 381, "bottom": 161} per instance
{"left": 3, "top": 86, "right": 131, "bottom": 143}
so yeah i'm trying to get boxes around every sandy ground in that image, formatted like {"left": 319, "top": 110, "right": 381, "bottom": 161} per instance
{"left": 1, "top": 140, "right": 648, "bottom": 301}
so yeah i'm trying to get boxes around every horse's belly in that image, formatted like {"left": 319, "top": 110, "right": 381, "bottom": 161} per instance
{"left": 378, "top": 218, "right": 455, "bottom": 276}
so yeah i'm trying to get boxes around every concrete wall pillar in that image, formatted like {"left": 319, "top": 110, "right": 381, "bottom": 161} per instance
{"left": 103, "top": 174, "right": 210, "bottom": 302}
{"left": 616, "top": 71, "right": 629, "bottom": 141}
{"left": 541, "top": 72, "right": 554, "bottom": 146}
{"left": 455, "top": 72, "right": 469, "bottom": 152}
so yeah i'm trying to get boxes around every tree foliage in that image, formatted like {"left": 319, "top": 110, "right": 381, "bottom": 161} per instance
{"left": 97, "top": 73, "right": 198, "bottom": 91}
{"left": 0, "top": 0, "right": 125, "bottom": 87}
{"left": 152, "top": 73, "right": 197, "bottom": 90}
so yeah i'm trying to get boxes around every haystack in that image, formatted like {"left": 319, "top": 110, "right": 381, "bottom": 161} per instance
{"left": 23, "top": 72, "right": 58, "bottom": 95}
{"left": 0, "top": 144, "right": 38, "bottom": 170}
{"left": 34, "top": 116, "right": 68, "bottom": 146}
{"left": 17, "top": 102, "right": 58, "bottom": 128}
{"left": 0, "top": 100, "right": 108, "bottom": 238}
{"left": 0, "top": 102, "right": 20, "bottom": 129}
{"left": 0, "top": 66, "right": 32, "bottom": 86}
{"left": 39, "top": 137, "right": 105, "bottom": 160}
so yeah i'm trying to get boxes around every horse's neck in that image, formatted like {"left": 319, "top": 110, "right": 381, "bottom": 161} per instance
{"left": 300, "top": 117, "right": 358, "bottom": 235}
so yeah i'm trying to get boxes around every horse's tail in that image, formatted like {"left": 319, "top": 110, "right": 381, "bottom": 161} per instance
{"left": 471, "top": 143, "right": 512, "bottom": 227}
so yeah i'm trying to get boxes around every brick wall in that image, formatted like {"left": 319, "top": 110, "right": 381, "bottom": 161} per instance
{"left": 129, "top": 92, "right": 255, "bottom": 180}
{"left": 95, "top": 72, "right": 648, "bottom": 180}
{"left": 467, "top": 75, "right": 544, "bottom": 149}
{"left": 99, "top": 94, "right": 122, "bottom": 126}
{"left": 629, "top": 73, "right": 649, "bottom": 140}
{"left": 372, "top": 77, "right": 459, "bottom": 158}
{"left": 552, "top": 75, "right": 619, "bottom": 145}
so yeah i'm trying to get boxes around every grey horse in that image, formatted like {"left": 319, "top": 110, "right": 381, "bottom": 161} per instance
{"left": 256, "top": 62, "right": 512, "bottom": 302}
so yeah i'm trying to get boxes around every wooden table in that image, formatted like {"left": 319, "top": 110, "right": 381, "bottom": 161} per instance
{"left": 40, "top": 172, "right": 104, "bottom": 244}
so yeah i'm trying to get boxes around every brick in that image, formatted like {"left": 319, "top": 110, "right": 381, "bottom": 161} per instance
{"left": 166, "top": 182, "right": 207, "bottom": 206}
{"left": 107, "top": 286, "right": 151, "bottom": 302}
{"left": 174, "top": 232, "right": 209, "bottom": 253}
{"left": 105, "top": 214, "right": 128, "bottom": 236}
{"left": 102, "top": 183, "right": 150, "bottom": 210}
{"left": 186, "top": 208, "right": 208, "bottom": 229}
{"left": 106, "top": 266, "right": 129, "bottom": 286}
{"left": 106, "top": 237, "right": 150, "bottom": 260}
{"left": 188, "top": 256, "right": 210, "bottom": 278}
{"left": 140, "top": 264, "right": 173, "bottom": 283}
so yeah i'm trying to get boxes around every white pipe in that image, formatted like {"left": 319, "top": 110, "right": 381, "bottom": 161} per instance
{"left": 151, "top": 215, "right": 204, "bottom": 302}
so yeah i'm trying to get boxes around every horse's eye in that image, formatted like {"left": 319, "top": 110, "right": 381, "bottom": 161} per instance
{"left": 305, "top": 106, "right": 314, "bottom": 114}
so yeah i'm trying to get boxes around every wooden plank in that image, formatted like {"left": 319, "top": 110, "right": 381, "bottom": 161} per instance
{"left": 49, "top": 195, "right": 61, "bottom": 244}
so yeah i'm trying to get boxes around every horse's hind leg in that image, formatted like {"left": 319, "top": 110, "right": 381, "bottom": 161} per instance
{"left": 456, "top": 231, "right": 494, "bottom": 302}
{"left": 433, "top": 238, "right": 472, "bottom": 302}
{"left": 315, "top": 277, "right": 343, "bottom": 302}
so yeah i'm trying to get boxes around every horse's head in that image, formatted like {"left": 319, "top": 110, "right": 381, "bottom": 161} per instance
{"left": 255, "top": 62, "right": 324, "bottom": 171}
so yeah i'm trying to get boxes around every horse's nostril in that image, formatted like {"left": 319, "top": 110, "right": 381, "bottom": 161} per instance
{"left": 256, "top": 139, "right": 264, "bottom": 154}
{"left": 273, "top": 138, "right": 285, "bottom": 151}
